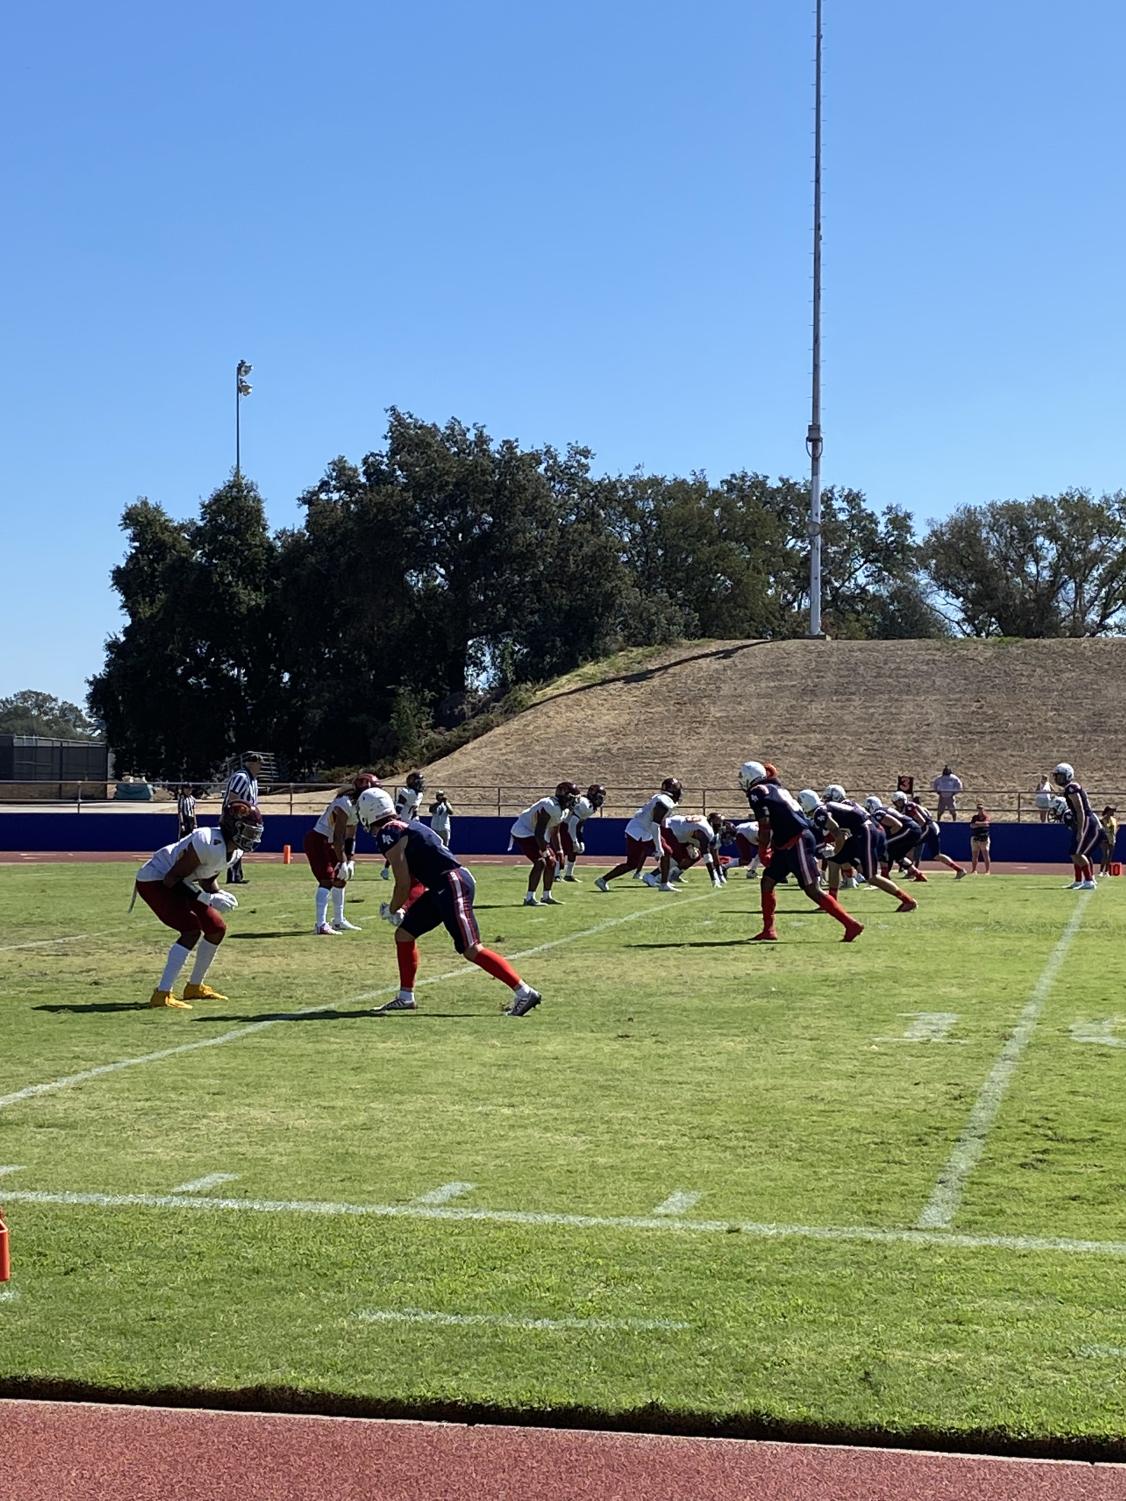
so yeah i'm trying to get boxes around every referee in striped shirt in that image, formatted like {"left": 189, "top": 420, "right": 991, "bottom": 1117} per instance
{"left": 223, "top": 752, "right": 263, "bottom": 885}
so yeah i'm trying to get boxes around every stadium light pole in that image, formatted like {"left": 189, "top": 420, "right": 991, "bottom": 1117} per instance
{"left": 807, "top": 0, "right": 825, "bottom": 638}
{"left": 235, "top": 360, "right": 253, "bottom": 478}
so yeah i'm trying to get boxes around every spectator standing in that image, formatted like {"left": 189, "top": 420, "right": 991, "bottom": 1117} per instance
{"left": 176, "top": 785, "right": 197, "bottom": 840}
{"left": 1099, "top": 805, "right": 1118, "bottom": 876}
{"left": 1035, "top": 774, "right": 1052, "bottom": 823}
{"left": 223, "top": 752, "right": 262, "bottom": 885}
{"left": 428, "top": 790, "right": 453, "bottom": 848}
{"left": 969, "top": 803, "right": 991, "bottom": 874}
{"left": 931, "top": 766, "right": 964, "bottom": 822}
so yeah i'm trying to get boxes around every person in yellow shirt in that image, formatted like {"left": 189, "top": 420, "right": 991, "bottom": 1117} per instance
{"left": 1099, "top": 805, "right": 1118, "bottom": 875}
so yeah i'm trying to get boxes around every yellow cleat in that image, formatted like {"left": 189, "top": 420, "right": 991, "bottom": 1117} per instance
{"left": 183, "top": 983, "right": 227, "bottom": 1002}
{"left": 149, "top": 989, "right": 191, "bottom": 1010}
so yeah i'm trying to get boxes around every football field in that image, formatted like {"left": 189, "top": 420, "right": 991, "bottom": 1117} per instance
{"left": 2, "top": 859, "right": 1126, "bottom": 1449}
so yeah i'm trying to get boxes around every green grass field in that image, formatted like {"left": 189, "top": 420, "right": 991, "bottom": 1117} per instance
{"left": 2, "top": 859, "right": 1126, "bottom": 1449}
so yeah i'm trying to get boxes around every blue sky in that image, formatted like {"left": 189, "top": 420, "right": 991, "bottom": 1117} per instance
{"left": 3, "top": 0, "right": 1124, "bottom": 706}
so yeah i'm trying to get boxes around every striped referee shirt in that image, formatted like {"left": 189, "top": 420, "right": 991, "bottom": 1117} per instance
{"left": 177, "top": 790, "right": 196, "bottom": 824}
{"left": 223, "top": 768, "right": 260, "bottom": 809}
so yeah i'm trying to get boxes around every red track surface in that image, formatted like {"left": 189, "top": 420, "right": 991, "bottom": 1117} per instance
{"left": 3, "top": 1401, "right": 1126, "bottom": 1501}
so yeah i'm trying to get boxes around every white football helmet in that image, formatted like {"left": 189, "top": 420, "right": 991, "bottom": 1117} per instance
{"left": 863, "top": 795, "right": 882, "bottom": 815}
{"left": 1052, "top": 762, "right": 1075, "bottom": 788}
{"left": 822, "top": 783, "right": 846, "bottom": 804}
{"left": 1050, "top": 795, "right": 1068, "bottom": 819}
{"left": 891, "top": 790, "right": 907, "bottom": 807}
{"left": 797, "top": 788, "right": 821, "bottom": 815}
{"left": 739, "top": 760, "right": 767, "bottom": 790}
{"left": 356, "top": 787, "right": 396, "bottom": 830}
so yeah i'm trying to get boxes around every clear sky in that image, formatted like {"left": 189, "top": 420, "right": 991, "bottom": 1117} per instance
{"left": 3, "top": 0, "right": 1124, "bottom": 706}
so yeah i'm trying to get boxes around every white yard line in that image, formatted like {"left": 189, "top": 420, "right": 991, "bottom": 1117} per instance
{"left": 0, "top": 934, "right": 90, "bottom": 953}
{"left": 0, "top": 893, "right": 714, "bottom": 1114}
{"left": 357, "top": 1308, "right": 686, "bottom": 1332}
{"left": 413, "top": 1182, "right": 476, "bottom": 1205}
{"left": 652, "top": 1191, "right": 701, "bottom": 1216}
{"left": 0, "top": 1166, "right": 25, "bottom": 1179}
{"left": 916, "top": 900, "right": 1089, "bottom": 1231}
{"left": 170, "top": 1173, "right": 238, "bottom": 1194}
{"left": 0, "top": 1288, "right": 19, "bottom": 1303}
{"left": 5, "top": 1184, "right": 1126, "bottom": 1260}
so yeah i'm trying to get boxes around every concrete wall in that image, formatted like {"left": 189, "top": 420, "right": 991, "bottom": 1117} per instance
{"left": 0, "top": 811, "right": 1119, "bottom": 864}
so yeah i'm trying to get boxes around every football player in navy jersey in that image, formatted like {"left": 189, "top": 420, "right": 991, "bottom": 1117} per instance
{"left": 814, "top": 786, "right": 918, "bottom": 913}
{"left": 356, "top": 789, "right": 543, "bottom": 1016}
{"left": 890, "top": 791, "right": 966, "bottom": 878}
{"left": 864, "top": 796, "right": 927, "bottom": 882}
{"left": 739, "top": 761, "right": 863, "bottom": 942}
{"left": 1052, "top": 761, "right": 1100, "bottom": 889}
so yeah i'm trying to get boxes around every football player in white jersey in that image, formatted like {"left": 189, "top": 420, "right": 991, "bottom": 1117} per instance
{"left": 381, "top": 771, "right": 427, "bottom": 879}
{"left": 304, "top": 771, "right": 380, "bottom": 934}
{"left": 595, "top": 778, "right": 683, "bottom": 892}
{"left": 133, "top": 800, "right": 263, "bottom": 1008}
{"left": 661, "top": 811, "right": 727, "bottom": 887}
{"left": 560, "top": 783, "right": 606, "bottom": 882}
{"left": 730, "top": 818, "right": 761, "bottom": 878}
{"left": 509, "top": 782, "right": 579, "bottom": 905}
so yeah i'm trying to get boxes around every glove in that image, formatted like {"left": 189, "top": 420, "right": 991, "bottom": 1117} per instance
{"left": 379, "top": 903, "right": 405, "bottom": 927}
{"left": 338, "top": 859, "right": 355, "bottom": 882}
{"left": 203, "top": 890, "right": 238, "bottom": 912}
{"left": 574, "top": 841, "right": 585, "bottom": 856}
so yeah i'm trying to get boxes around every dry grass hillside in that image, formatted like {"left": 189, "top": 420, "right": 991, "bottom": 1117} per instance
{"left": 424, "top": 638, "right": 1126, "bottom": 816}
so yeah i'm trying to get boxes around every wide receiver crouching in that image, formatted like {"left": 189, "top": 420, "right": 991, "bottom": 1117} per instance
{"left": 133, "top": 799, "right": 263, "bottom": 1009}
{"left": 357, "top": 788, "right": 543, "bottom": 1017}
{"left": 304, "top": 771, "right": 380, "bottom": 934}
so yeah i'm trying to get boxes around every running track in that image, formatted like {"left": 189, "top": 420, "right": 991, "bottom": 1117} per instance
{"left": 3, "top": 1402, "right": 1126, "bottom": 1499}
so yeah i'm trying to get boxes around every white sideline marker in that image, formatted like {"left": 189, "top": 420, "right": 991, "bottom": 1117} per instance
{"left": 413, "top": 1182, "right": 475, "bottom": 1206}
{"left": 170, "top": 1173, "right": 238, "bottom": 1194}
{"left": 358, "top": 1308, "right": 686, "bottom": 1332}
{"left": 9, "top": 1184, "right": 1126, "bottom": 1261}
{"left": 917, "top": 901, "right": 1088, "bottom": 1232}
{"left": 652, "top": 1191, "right": 701, "bottom": 1216}
{"left": 0, "top": 892, "right": 715, "bottom": 1114}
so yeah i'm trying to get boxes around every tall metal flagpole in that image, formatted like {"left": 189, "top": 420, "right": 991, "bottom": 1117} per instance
{"left": 235, "top": 360, "right": 253, "bottom": 478}
{"left": 807, "top": 0, "right": 824, "bottom": 637}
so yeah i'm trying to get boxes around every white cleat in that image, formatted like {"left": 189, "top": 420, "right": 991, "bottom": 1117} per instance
{"left": 657, "top": 883, "right": 681, "bottom": 893}
{"left": 1064, "top": 881, "right": 1083, "bottom": 889}
{"left": 594, "top": 876, "right": 610, "bottom": 893}
{"left": 315, "top": 923, "right": 338, "bottom": 936}
{"left": 1078, "top": 879, "right": 1098, "bottom": 890}
{"left": 332, "top": 918, "right": 362, "bottom": 932}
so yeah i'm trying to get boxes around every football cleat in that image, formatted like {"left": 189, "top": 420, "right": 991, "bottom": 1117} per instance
{"left": 896, "top": 897, "right": 919, "bottom": 913}
{"left": 1063, "top": 880, "right": 1083, "bottom": 890}
{"left": 749, "top": 929, "right": 778, "bottom": 942}
{"left": 954, "top": 868, "right": 967, "bottom": 879}
{"left": 149, "top": 989, "right": 191, "bottom": 1010}
{"left": 562, "top": 873, "right": 581, "bottom": 883}
{"left": 522, "top": 893, "right": 541, "bottom": 906}
{"left": 841, "top": 921, "right": 864, "bottom": 943}
{"left": 332, "top": 918, "right": 362, "bottom": 932}
{"left": 657, "top": 883, "right": 681, "bottom": 893}
{"left": 374, "top": 995, "right": 418, "bottom": 1014}
{"left": 910, "top": 871, "right": 929, "bottom": 883}
{"left": 505, "top": 988, "right": 542, "bottom": 1017}
{"left": 315, "top": 922, "right": 338, "bottom": 935}
{"left": 594, "top": 876, "right": 610, "bottom": 892}
{"left": 745, "top": 867, "right": 759, "bottom": 879}
{"left": 183, "top": 982, "right": 227, "bottom": 1002}
{"left": 540, "top": 892, "right": 563, "bottom": 905}
{"left": 1079, "top": 879, "right": 1098, "bottom": 890}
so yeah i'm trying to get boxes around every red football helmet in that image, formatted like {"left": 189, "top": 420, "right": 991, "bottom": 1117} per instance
{"left": 661, "top": 777, "right": 683, "bottom": 803}
{"left": 221, "top": 799, "right": 264, "bottom": 851}
{"left": 586, "top": 783, "right": 606, "bottom": 809}
{"left": 555, "top": 780, "right": 581, "bottom": 807}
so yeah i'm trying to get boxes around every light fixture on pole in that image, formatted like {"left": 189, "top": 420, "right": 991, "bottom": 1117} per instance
{"left": 235, "top": 360, "right": 253, "bottom": 478}
{"left": 807, "top": 0, "right": 825, "bottom": 639}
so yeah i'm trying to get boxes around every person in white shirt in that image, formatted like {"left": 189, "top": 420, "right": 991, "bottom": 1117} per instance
{"left": 428, "top": 790, "right": 453, "bottom": 847}
{"left": 304, "top": 771, "right": 380, "bottom": 935}
{"left": 595, "top": 779, "right": 683, "bottom": 892}
{"left": 931, "top": 766, "right": 963, "bottom": 822}
{"left": 560, "top": 783, "right": 606, "bottom": 882}
{"left": 382, "top": 770, "right": 426, "bottom": 879}
{"left": 509, "top": 782, "right": 579, "bottom": 906}
{"left": 731, "top": 819, "right": 761, "bottom": 878}
{"left": 133, "top": 799, "right": 263, "bottom": 1009}
{"left": 662, "top": 811, "right": 727, "bottom": 887}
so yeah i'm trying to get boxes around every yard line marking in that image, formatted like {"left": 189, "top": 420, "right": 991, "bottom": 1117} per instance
{"left": 1079, "top": 1345, "right": 1126, "bottom": 1358}
{"left": 8, "top": 1185, "right": 1126, "bottom": 1260}
{"left": 413, "top": 1182, "right": 476, "bottom": 1206}
{"left": 357, "top": 1308, "right": 686, "bottom": 1332}
{"left": 1070, "top": 1019, "right": 1126, "bottom": 1048}
{"left": 170, "top": 1173, "right": 238, "bottom": 1194}
{"left": 0, "top": 934, "right": 90, "bottom": 953}
{"left": 0, "top": 893, "right": 714, "bottom": 1114}
{"left": 0, "top": 1166, "right": 25, "bottom": 1178}
{"left": 876, "top": 1013, "right": 964, "bottom": 1044}
{"left": 917, "top": 901, "right": 1089, "bottom": 1232}
{"left": 652, "top": 1191, "right": 701, "bottom": 1216}
{"left": 0, "top": 1288, "right": 19, "bottom": 1303}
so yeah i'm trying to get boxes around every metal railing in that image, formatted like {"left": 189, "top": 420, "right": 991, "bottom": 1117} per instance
{"left": 0, "top": 781, "right": 1122, "bottom": 823}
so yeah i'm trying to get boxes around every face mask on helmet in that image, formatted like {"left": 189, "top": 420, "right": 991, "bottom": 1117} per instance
{"left": 1052, "top": 763, "right": 1074, "bottom": 788}
{"left": 357, "top": 787, "right": 396, "bottom": 830}
{"left": 661, "top": 778, "right": 683, "bottom": 803}
{"left": 797, "top": 788, "right": 821, "bottom": 814}
{"left": 555, "top": 781, "right": 580, "bottom": 806}
{"left": 587, "top": 784, "right": 606, "bottom": 809}
{"left": 864, "top": 796, "right": 882, "bottom": 815}
{"left": 823, "top": 784, "right": 846, "bottom": 804}
{"left": 224, "top": 801, "right": 263, "bottom": 851}
{"left": 891, "top": 791, "right": 907, "bottom": 807}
